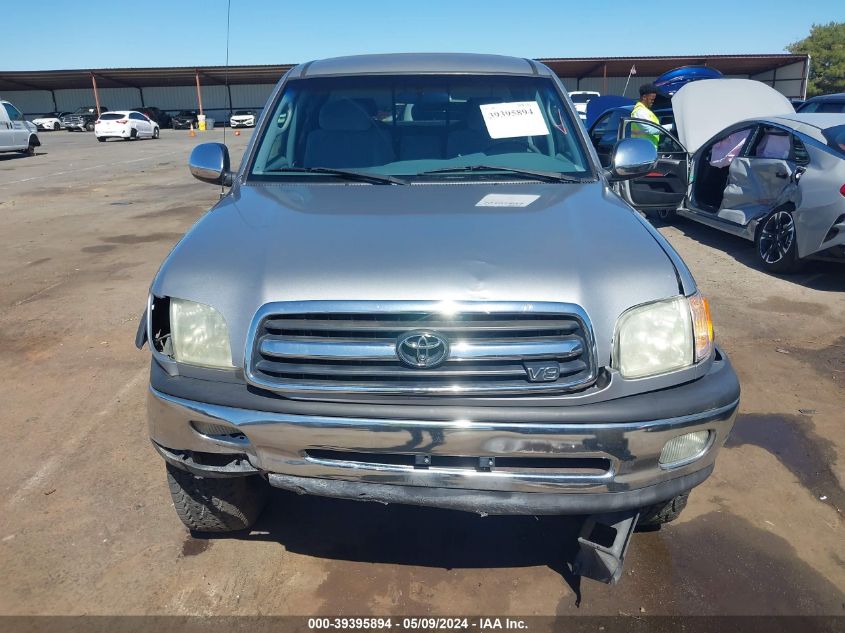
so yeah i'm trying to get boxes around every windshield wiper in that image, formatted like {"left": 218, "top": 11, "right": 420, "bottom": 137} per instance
{"left": 266, "top": 166, "right": 405, "bottom": 185}
{"left": 416, "top": 165, "right": 587, "bottom": 183}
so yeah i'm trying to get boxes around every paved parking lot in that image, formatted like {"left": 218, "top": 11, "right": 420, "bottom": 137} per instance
{"left": 1, "top": 130, "right": 843, "bottom": 616}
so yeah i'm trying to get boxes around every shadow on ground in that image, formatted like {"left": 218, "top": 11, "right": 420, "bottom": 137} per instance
{"left": 655, "top": 215, "right": 845, "bottom": 293}
{"left": 187, "top": 487, "right": 845, "bottom": 612}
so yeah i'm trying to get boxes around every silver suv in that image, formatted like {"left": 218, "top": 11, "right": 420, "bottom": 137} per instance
{"left": 137, "top": 54, "right": 739, "bottom": 583}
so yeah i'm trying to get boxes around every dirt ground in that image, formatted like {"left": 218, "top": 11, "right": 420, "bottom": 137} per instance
{"left": 0, "top": 131, "right": 843, "bottom": 617}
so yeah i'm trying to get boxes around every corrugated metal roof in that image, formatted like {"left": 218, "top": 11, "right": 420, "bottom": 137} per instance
{"left": 0, "top": 54, "right": 807, "bottom": 92}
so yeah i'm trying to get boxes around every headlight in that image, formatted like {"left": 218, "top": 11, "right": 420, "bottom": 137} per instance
{"left": 169, "top": 298, "right": 234, "bottom": 368}
{"left": 612, "top": 293, "right": 713, "bottom": 379}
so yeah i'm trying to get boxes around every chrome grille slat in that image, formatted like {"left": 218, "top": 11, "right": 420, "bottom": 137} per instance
{"left": 256, "top": 359, "right": 589, "bottom": 379}
{"left": 264, "top": 317, "right": 579, "bottom": 334}
{"left": 259, "top": 337, "right": 582, "bottom": 362}
{"left": 245, "top": 302, "right": 597, "bottom": 396}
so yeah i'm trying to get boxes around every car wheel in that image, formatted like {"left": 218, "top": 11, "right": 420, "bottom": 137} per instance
{"left": 129, "top": 128, "right": 138, "bottom": 141}
{"left": 85, "top": 122, "right": 94, "bottom": 132}
{"left": 755, "top": 208, "right": 802, "bottom": 274}
{"left": 53, "top": 122, "right": 60, "bottom": 131}
{"left": 97, "top": 136, "right": 106, "bottom": 142}
{"left": 21, "top": 143, "right": 36, "bottom": 157}
{"left": 152, "top": 127, "right": 160, "bottom": 139}
{"left": 166, "top": 463, "right": 268, "bottom": 533}
{"left": 637, "top": 492, "right": 689, "bottom": 529}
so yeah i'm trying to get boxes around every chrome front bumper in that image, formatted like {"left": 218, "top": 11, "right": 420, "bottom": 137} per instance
{"left": 148, "top": 383, "right": 737, "bottom": 506}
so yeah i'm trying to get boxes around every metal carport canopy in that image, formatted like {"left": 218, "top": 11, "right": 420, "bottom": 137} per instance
{"left": 0, "top": 54, "right": 807, "bottom": 92}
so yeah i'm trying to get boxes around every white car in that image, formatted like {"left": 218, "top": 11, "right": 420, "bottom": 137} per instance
{"left": 230, "top": 110, "right": 257, "bottom": 128}
{"left": 1, "top": 99, "right": 40, "bottom": 156}
{"left": 94, "top": 111, "right": 160, "bottom": 142}
{"left": 569, "top": 91, "right": 600, "bottom": 121}
{"left": 32, "top": 112, "right": 70, "bottom": 131}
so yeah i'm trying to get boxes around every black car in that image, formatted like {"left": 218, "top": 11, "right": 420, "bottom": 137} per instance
{"left": 61, "top": 106, "right": 110, "bottom": 132}
{"left": 171, "top": 110, "right": 198, "bottom": 129}
{"left": 141, "top": 107, "right": 172, "bottom": 128}
{"left": 796, "top": 93, "right": 845, "bottom": 114}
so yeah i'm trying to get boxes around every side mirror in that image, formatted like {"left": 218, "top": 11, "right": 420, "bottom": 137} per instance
{"left": 607, "top": 138, "right": 658, "bottom": 182}
{"left": 189, "top": 142, "right": 234, "bottom": 186}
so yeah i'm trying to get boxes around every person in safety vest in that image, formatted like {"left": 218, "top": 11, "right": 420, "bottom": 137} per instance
{"left": 631, "top": 83, "right": 660, "bottom": 148}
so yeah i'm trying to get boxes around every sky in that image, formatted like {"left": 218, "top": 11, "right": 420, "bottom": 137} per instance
{"left": 2, "top": 0, "right": 843, "bottom": 71}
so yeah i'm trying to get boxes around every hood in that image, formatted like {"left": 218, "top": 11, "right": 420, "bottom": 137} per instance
{"left": 585, "top": 96, "right": 634, "bottom": 128}
{"left": 654, "top": 66, "right": 723, "bottom": 97}
{"left": 152, "top": 182, "right": 682, "bottom": 365}
{"left": 673, "top": 79, "right": 794, "bottom": 154}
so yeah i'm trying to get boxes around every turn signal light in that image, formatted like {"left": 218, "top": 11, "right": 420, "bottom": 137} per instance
{"left": 689, "top": 292, "right": 714, "bottom": 362}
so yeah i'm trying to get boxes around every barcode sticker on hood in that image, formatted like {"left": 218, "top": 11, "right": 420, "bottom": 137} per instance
{"left": 475, "top": 194, "right": 540, "bottom": 208}
{"left": 480, "top": 101, "right": 549, "bottom": 139}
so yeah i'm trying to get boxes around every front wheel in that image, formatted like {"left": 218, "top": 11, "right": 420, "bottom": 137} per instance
{"left": 85, "top": 122, "right": 94, "bottom": 132}
{"left": 53, "top": 122, "right": 60, "bottom": 131}
{"left": 152, "top": 127, "right": 160, "bottom": 139}
{"left": 637, "top": 492, "right": 689, "bottom": 528}
{"left": 755, "top": 209, "right": 802, "bottom": 274}
{"left": 97, "top": 136, "right": 106, "bottom": 142}
{"left": 21, "top": 143, "right": 36, "bottom": 156}
{"left": 166, "top": 463, "right": 269, "bottom": 533}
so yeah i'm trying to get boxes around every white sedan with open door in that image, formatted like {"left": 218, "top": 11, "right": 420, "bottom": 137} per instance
{"left": 94, "top": 111, "right": 160, "bottom": 142}
{"left": 606, "top": 79, "right": 845, "bottom": 273}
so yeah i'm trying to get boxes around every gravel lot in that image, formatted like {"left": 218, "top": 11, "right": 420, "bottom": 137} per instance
{"left": 1, "top": 130, "right": 843, "bottom": 617}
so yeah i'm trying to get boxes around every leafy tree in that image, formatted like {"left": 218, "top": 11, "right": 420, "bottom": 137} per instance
{"left": 788, "top": 22, "right": 845, "bottom": 96}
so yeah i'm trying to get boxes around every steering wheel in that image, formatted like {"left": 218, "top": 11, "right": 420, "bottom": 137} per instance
{"left": 483, "top": 139, "right": 535, "bottom": 155}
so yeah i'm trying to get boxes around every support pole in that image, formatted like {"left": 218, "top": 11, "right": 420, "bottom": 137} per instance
{"left": 91, "top": 74, "right": 101, "bottom": 117}
{"left": 195, "top": 70, "right": 204, "bottom": 116}
{"left": 226, "top": 83, "right": 233, "bottom": 119}
{"left": 50, "top": 89, "right": 57, "bottom": 111}
{"left": 139, "top": 87, "right": 146, "bottom": 108}
{"left": 603, "top": 63, "right": 608, "bottom": 95}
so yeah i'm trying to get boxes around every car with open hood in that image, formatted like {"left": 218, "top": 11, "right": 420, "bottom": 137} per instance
{"left": 602, "top": 79, "right": 845, "bottom": 272}
{"left": 136, "top": 53, "right": 740, "bottom": 584}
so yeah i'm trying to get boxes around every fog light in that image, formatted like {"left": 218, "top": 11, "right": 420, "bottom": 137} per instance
{"left": 659, "top": 431, "right": 710, "bottom": 467}
{"left": 191, "top": 421, "right": 241, "bottom": 437}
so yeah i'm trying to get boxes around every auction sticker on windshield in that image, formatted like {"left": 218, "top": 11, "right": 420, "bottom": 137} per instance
{"left": 480, "top": 101, "right": 549, "bottom": 139}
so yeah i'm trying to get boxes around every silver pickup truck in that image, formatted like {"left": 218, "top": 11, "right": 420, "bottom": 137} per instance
{"left": 136, "top": 53, "right": 740, "bottom": 583}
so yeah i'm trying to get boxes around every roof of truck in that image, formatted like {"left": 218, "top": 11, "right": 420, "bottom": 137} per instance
{"left": 289, "top": 53, "right": 553, "bottom": 79}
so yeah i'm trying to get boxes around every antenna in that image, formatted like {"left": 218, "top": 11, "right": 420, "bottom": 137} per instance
{"left": 221, "top": 0, "right": 232, "bottom": 196}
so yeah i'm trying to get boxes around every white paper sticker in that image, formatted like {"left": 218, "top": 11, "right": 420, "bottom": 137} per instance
{"left": 480, "top": 101, "right": 550, "bottom": 139}
{"left": 475, "top": 193, "right": 540, "bottom": 208}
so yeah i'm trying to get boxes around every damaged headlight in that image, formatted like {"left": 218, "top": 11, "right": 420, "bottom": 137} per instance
{"left": 612, "top": 293, "right": 713, "bottom": 379}
{"left": 169, "top": 298, "right": 234, "bottom": 368}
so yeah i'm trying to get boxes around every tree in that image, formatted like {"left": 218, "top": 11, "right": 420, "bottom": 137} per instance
{"left": 788, "top": 22, "right": 845, "bottom": 97}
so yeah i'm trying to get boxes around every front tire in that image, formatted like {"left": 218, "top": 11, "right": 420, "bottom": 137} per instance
{"left": 85, "top": 122, "right": 94, "bottom": 132}
{"left": 166, "top": 463, "right": 269, "bottom": 533}
{"left": 53, "top": 122, "right": 60, "bottom": 131}
{"left": 97, "top": 136, "right": 106, "bottom": 142}
{"left": 637, "top": 492, "right": 689, "bottom": 528}
{"left": 152, "top": 126, "right": 160, "bottom": 139}
{"left": 755, "top": 208, "right": 802, "bottom": 274}
{"left": 21, "top": 143, "right": 36, "bottom": 156}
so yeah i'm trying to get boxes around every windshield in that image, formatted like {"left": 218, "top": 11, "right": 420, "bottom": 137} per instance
{"left": 249, "top": 74, "right": 593, "bottom": 182}
{"left": 234, "top": 110, "right": 253, "bottom": 115}
{"left": 569, "top": 93, "right": 595, "bottom": 103}
{"left": 99, "top": 113, "right": 124, "bottom": 120}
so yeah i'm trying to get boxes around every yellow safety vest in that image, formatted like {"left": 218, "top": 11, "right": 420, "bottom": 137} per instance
{"left": 631, "top": 102, "right": 660, "bottom": 148}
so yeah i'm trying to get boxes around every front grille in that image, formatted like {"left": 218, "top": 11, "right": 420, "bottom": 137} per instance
{"left": 245, "top": 302, "right": 597, "bottom": 396}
